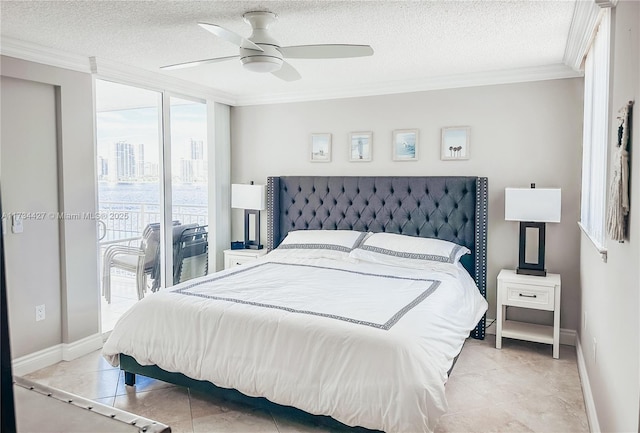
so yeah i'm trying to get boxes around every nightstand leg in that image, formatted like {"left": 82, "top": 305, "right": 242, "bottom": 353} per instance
{"left": 553, "top": 284, "right": 561, "bottom": 359}
{"left": 553, "top": 322, "right": 560, "bottom": 359}
{"left": 496, "top": 304, "right": 504, "bottom": 349}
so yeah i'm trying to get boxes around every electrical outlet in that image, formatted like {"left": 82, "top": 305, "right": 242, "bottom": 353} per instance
{"left": 35, "top": 304, "right": 45, "bottom": 322}
{"left": 592, "top": 337, "right": 597, "bottom": 363}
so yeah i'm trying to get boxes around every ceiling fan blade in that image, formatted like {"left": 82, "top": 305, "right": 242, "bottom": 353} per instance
{"left": 271, "top": 60, "right": 301, "bottom": 82}
{"left": 198, "top": 22, "right": 263, "bottom": 51}
{"left": 278, "top": 44, "right": 373, "bottom": 59}
{"left": 160, "top": 56, "right": 239, "bottom": 70}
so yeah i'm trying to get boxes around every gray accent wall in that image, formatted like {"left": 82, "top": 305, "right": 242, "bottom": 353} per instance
{"left": 1, "top": 56, "right": 99, "bottom": 356}
{"left": 231, "top": 78, "right": 584, "bottom": 333}
{"left": 579, "top": 2, "right": 639, "bottom": 432}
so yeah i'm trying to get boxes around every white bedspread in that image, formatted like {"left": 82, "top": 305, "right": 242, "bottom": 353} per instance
{"left": 103, "top": 254, "right": 487, "bottom": 433}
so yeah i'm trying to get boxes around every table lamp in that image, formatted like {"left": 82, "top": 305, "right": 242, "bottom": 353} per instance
{"left": 505, "top": 185, "right": 561, "bottom": 276}
{"left": 231, "top": 182, "right": 266, "bottom": 249}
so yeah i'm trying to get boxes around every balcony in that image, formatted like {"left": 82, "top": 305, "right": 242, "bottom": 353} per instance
{"left": 99, "top": 201, "right": 207, "bottom": 333}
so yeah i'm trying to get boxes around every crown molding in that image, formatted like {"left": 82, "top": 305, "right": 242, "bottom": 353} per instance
{"left": 233, "top": 63, "right": 583, "bottom": 106}
{"left": 0, "top": 36, "right": 91, "bottom": 73}
{"left": 90, "top": 57, "right": 237, "bottom": 105}
{"left": 0, "top": 36, "right": 583, "bottom": 108}
{"left": 563, "top": 0, "right": 617, "bottom": 71}
{"left": 0, "top": 36, "right": 237, "bottom": 105}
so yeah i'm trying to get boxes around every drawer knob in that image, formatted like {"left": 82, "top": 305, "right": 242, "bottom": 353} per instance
{"left": 519, "top": 293, "right": 537, "bottom": 298}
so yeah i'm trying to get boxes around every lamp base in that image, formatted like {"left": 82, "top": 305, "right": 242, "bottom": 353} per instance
{"left": 516, "top": 267, "right": 547, "bottom": 277}
{"left": 243, "top": 209, "right": 263, "bottom": 251}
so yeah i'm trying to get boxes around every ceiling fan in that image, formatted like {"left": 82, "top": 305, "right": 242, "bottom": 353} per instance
{"left": 160, "top": 11, "right": 374, "bottom": 81}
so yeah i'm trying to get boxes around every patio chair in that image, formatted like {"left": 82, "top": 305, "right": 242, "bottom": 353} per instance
{"left": 174, "top": 225, "right": 208, "bottom": 284}
{"left": 101, "top": 221, "right": 196, "bottom": 303}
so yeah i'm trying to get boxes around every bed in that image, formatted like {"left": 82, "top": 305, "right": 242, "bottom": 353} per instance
{"left": 102, "top": 176, "right": 488, "bottom": 433}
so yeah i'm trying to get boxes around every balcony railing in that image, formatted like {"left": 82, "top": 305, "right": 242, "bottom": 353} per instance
{"left": 98, "top": 201, "right": 207, "bottom": 246}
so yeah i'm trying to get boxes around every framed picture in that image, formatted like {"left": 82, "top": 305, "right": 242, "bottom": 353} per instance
{"left": 441, "top": 126, "right": 470, "bottom": 160}
{"left": 310, "top": 133, "right": 331, "bottom": 162}
{"left": 349, "top": 131, "right": 372, "bottom": 162}
{"left": 392, "top": 129, "right": 419, "bottom": 161}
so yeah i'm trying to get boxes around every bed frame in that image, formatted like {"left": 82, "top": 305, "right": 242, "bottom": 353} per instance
{"left": 120, "top": 175, "right": 488, "bottom": 430}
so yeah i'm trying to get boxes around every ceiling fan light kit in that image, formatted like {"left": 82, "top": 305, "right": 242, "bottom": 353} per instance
{"left": 240, "top": 12, "right": 283, "bottom": 73}
{"left": 161, "top": 10, "right": 373, "bottom": 81}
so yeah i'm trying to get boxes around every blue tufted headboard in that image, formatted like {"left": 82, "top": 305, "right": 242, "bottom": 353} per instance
{"left": 266, "top": 176, "right": 488, "bottom": 339}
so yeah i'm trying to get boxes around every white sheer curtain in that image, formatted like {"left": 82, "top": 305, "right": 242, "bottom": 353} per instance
{"left": 580, "top": 8, "right": 611, "bottom": 250}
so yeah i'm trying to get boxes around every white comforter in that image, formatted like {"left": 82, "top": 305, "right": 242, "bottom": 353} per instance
{"left": 103, "top": 254, "right": 487, "bottom": 433}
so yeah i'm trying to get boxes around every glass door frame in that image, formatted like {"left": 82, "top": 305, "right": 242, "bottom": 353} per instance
{"left": 159, "top": 92, "right": 208, "bottom": 289}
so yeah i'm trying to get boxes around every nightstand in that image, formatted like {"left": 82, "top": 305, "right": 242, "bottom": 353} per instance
{"left": 496, "top": 269, "right": 561, "bottom": 358}
{"left": 223, "top": 249, "right": 267, "bottom": 269}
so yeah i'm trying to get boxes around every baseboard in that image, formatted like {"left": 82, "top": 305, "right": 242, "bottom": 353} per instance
{"left": 12, "top": 333, "right": 104, "bottom": 376}
{"left": 485, "top": 319, "right": 577, "bottom": 346}
{"left": 62, "top": 333, "right": 103, "bottom": 361}
{"left": 576, "top": 337, "right": 600, "bottom": 433}
{"left": 12, "top": 344, "right": 63, "bottom": 376}
{"left": 559, "top": 328, "right": 577, "bottom": 346}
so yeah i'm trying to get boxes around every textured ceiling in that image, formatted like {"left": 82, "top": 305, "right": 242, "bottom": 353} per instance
{"left": 0, "top": 1, "right": 577, "bottom": 103}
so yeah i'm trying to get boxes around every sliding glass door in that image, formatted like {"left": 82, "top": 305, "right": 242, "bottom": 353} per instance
{"left": 95, "top": 80, "right": 208, "bottom": 332}
{"left": 169, "top": 96, "right": 208, "bottom": 284}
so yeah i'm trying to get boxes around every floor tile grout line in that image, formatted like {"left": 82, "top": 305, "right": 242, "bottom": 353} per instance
{"left": 187, "top": 387, "right": 196, "bottom": 433}
{"left": 270, "top": 408, "right": 282, "bottom": 433}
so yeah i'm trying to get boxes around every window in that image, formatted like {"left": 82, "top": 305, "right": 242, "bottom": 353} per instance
{"left": 579, "top": 9, "right": 611, "bottom": 254}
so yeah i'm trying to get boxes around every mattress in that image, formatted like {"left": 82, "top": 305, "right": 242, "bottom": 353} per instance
{"left": 103, "top": 253, "right": 487, "bottom": 433}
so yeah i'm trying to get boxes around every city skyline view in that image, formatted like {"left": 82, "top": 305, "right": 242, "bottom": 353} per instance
{"left": 96, "top": 80, "right": 207, "bottom": 184}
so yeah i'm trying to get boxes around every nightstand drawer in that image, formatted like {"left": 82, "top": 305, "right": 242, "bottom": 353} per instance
{"left": 226, "top": 255, "right": 256, "bottom": 268}
{"left": 503, "top": 282, "right": 554, "bottom": 310}
{"left": 223, "top": 249, "right": 267, "bottom": 270}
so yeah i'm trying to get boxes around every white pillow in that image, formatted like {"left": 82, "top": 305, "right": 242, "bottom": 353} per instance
{"left": 271, "top": 230, "right": 368, "bottom": 260}
{"left": 349, "top": 232, "right": 470, "bottom": 269}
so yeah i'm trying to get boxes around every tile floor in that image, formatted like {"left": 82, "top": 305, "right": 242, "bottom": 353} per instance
{"left": 22, "top": 335, "right": 589, "bottom": 433}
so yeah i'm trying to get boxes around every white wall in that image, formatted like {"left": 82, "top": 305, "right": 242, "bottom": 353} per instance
{"left": 578, "top": 2, "right": 639, "bottom": 432}
{"left": 231, "top": 78, "right": 584, "bottom": 331}
{"left": 1, "top": 76, "right": 62, "bottom": 357}
{"left": 1, "top": 56, "right": 100, "bottom": 355}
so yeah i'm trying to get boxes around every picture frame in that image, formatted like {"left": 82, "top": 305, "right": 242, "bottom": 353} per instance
{"left": 441, "top": 126, "right": 470, "bottom": 160}
{"left": 310, "top": 133, "right": 331, "bottom": 162}
{"left": 392, "top": 129, "right": 419, "bottom": 161}
{"left": 349, "top": 131, "right": 372, "bottom": 162}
